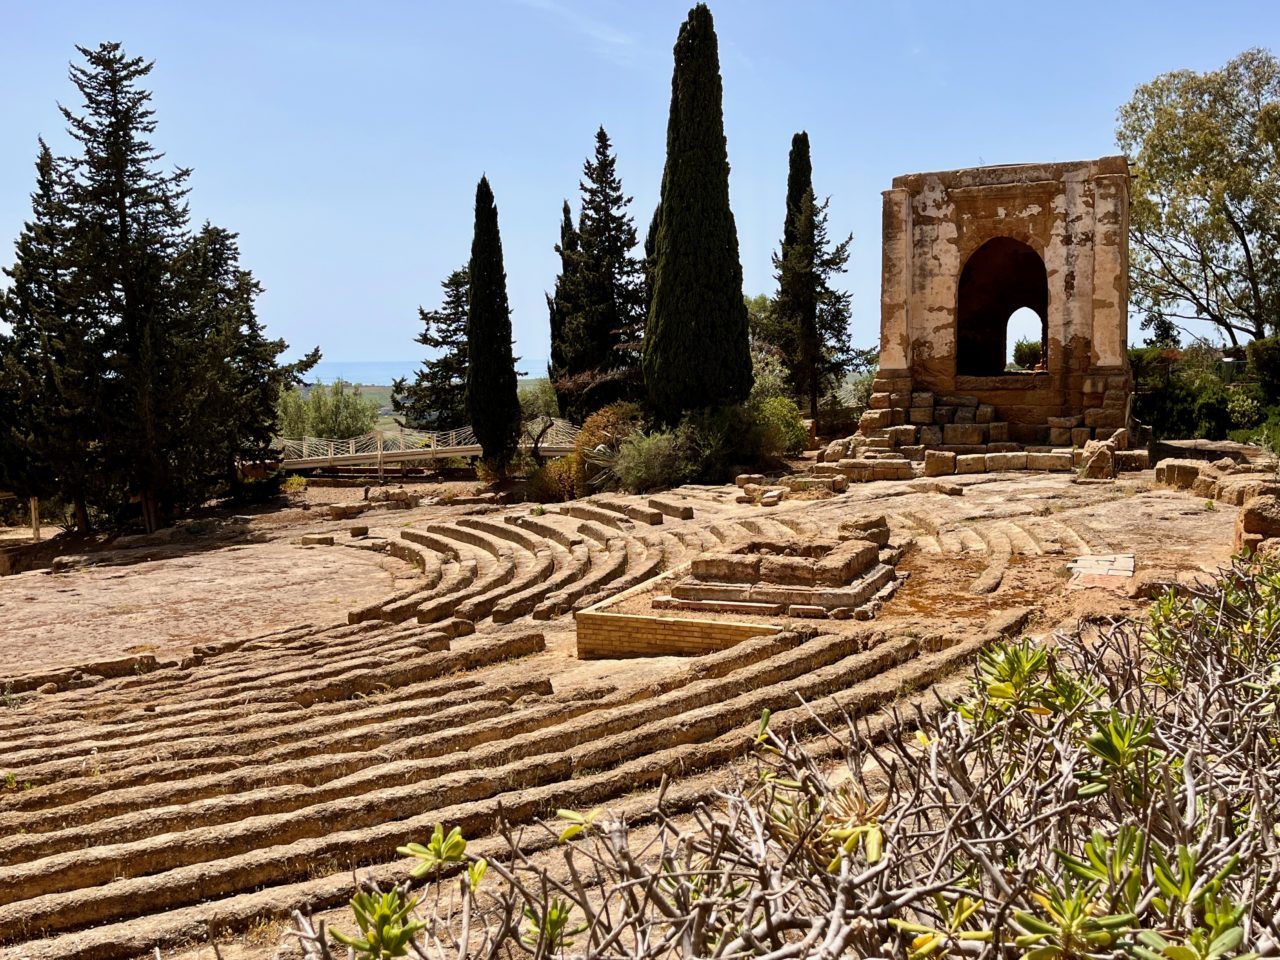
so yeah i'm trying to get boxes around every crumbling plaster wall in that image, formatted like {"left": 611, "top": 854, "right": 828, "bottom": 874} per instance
{"left": 878, "top": 157, "right": 1130, "bottom": 431}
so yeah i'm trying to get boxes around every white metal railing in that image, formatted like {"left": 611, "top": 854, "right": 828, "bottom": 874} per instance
{"left": 277, "top": 418, "right": 579, "bottom": 463}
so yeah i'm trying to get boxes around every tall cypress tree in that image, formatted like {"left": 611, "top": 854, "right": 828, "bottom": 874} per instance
{"left": 773, "top": 131, "right": 854, "bottom": 416}
{"left": 393, "top": 266, "right": 470, "bottom": 430}
{"left": 643, "top": 3, "right": 752, "bottom": 423}
{"left": 465, "top": 176, "right": 521, "bottom": 468}
{"left": 547, "top": 201, "right": 581, "bottom": 416}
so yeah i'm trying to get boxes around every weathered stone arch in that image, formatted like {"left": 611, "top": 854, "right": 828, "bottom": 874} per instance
{"left": 955, "top": 237, "right": 1048, "bottom": 377}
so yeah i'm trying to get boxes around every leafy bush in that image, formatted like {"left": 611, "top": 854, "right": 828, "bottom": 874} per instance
{"left": 1228, "top": 384, "right": 1264, "bottom": 428}
{"left": 1248, "top": 336, "right": 1280, "bottom": 403}
{"left": 750, "top": 395, "right": 808, "bottom": 457}
{"left": 747, "top": 342, "right": 791, "bottom": 405}
{"left": 517, "top": 379, "right": 560, "bottom": 420}
{"left": 572, "top": 401, "right": 648, "bottom": 496}
{"left": 525, "top": 456, "right": 577, "bottom": 503}
{"left": 277, "top": 379, "right": 379, "bottom": 440}
{"left": 614, "top": 431, "right": 684, "bottom": 493}
{"left": 1012, "top": 336, "right": 1042, "bottom": 369}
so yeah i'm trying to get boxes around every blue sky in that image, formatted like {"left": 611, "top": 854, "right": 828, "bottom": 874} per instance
{"left": 1, "top": 1, "right": 1277, "bottom": 373}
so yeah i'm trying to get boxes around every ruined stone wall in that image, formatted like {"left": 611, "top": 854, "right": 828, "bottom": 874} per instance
{"left": 877, "top": 157, "right": 1131, "bottom": 443}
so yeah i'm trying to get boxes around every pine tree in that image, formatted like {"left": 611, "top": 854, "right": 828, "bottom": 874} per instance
{"left": 772, "top": 132, "right": 854, "bottom": 416}
{"left": 0, "top": 140, "right": 103, "bottom": 531}
{"left": 643, "top": 4, "right": 752, "bottom": 423}
{"left": 13, "top": 42, "right": 318, "bottom": 531}
{"left": 393, "top": 266, "right": 470, "bottom": 430}
{"left": 547, "top": 129, "right": 645, "bottom": 421}
{"left": 465, "top": 176, "right": 521, "bottom": 468}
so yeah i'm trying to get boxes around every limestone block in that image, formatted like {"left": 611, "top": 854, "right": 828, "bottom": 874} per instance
{"left": 300, "top": 534, "right": 334, "bottom": 546}
{"left": 940, "top": 444, "right": 989, "bottom": 456}
{"left": 787, "top": 604, "right": 829, "bottom": 618}
{"left": 891, "top": 408, "right": 907, "bottom": 426}
{"left": 1216, "top": 479, "right": 1280, "bottom": 506}
{"left": 1114, "top": 450, "right": 1149, "bottom": 472}
{"left": 691, "top": 553, "right": 761, "bottom": 583}
{"left": 868, "top": 392, "right": 892, "bottom": 410}
{"left": 1048, "top": 427, "right": 1072, "bottom": 446}
{"left": 1048, "top": 416, "right": 1082, "bottom": 429}
{"left": 909, "top": 407, "right": 934, "bottom": 424}
{"left": 1238, "top": 496, "right": 1280, "bottom": 552}
{"left": 943, "top": 423, "right": 986, "bottom": 445}
{"left": 1071, "top": 427, "right": 1092, "bottom": 447}
{"left": 985, "top": 452, "right": 1027, "bottom": 471}
{"left": 919, "top": 425, "right": 943, "bottom": 446}
{"left": 976, "top": 404, "right": 995, "bottom": 424}
{"left": 955, "top": 454, "right": 987, "bottom": 474}
{"left": 924, "top": 450, "right": 956, "bottom": 476}
{"left": 859, "top": 409, "right": 893, "bottom": 431}
{"left": 899, "top": 445, "right": 926, "bottom": 462}
{"left": 816, "top": 539, "right": 879, "bottom": 584}
{"left": 940, "top": 395, "right": 980, "bottom": 408}
{"left": 987, "top": 441, "right": 1020, "bottom": 452}
{"left": 866, "top": 436, "right": 892, "bottom": 449}
{"left": 839, "top": 516, "right": 890, "bottom": 546}
{"left": 954, "top": 406, "right": 976, "bottom": 424}
{"left": 759, "top": 556, "right": 817, "bottom": 586}
{"left": 735, "top": 473, "right": 765, "bottom": 487}
{"left": 1026, "top": 451, "right": 1074, "bottom": 471}
{"left": 987, "top": 422, "right": 1009, "bottom": 443}
{"left": 1154, "top": 458, "right": 1205, "bottom": 490}
{"left": 910, "top": 391, "right": 935, "bottom": 408}
{"left": 933, "top": 406, "right": 955, "bottom": 424}
{"left": 886, "top": 425, "right": 918, "bottom": 446}
{"left": 1079, "top": 439, "right": 1117, "bottom": 480}
{"left": 1109, "top": 428, "right": 1129, "bottom": 451}
{"left": 1085, "top": 407, "right": 1124, "bottom": 430}
{"left": 874, "top": 375, "right": 913, "bottom": 393}
{"left": 349, "top": 525, "right": 369, "bottom": 538}
{"left": 872, "top": 462, "right": 913, "bottom": 481}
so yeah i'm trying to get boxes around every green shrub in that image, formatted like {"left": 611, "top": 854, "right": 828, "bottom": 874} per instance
{"left": 517, "top": 379, "right": 559, "bottom": 420}
{"left": 750, "top": 395, "right": 808, "bottom": 457}
{"left": 747, "top": 343, "right": 791, "bottom": 404}
{"left": 1012, "top": 337, "right": 1042, "bottom": 369}
{"left": 1248, "top": 336, "right": 1280, "bottom": 403}
{"left": 615, "top": 432, "right": 684, "bottom": 493}
{"left": 572, "top": 401, "right": 648, "bottom": 496}
{"left": 525, "top": 456, "right": 577, "bottom": 503}
{"left": 1227, "top": 384, "right": 1263, "bottom": 428}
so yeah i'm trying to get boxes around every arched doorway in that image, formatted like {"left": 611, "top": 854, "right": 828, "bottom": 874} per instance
{"left": 955, "top": 237, "right": 1048, "bottom": 376}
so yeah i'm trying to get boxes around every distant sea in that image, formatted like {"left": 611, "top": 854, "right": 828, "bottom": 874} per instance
{"left": 305, "top": 358, "right": 550, "bottom": 386}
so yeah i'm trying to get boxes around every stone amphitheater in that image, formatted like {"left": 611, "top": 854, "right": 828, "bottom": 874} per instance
{"left": 0, "top": 462, "right": 1241, "bottom": 960}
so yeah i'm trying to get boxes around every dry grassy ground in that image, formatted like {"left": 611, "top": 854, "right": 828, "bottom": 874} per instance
{"left": 0, "top": 470, "right": 1234, "bottom": 960}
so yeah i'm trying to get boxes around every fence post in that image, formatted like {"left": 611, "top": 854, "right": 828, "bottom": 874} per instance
{"left": 29, "top": 497, "right": 40, "bottom": 543}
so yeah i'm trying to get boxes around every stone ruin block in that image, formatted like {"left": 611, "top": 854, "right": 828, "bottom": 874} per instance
{"left": 987, "top": 422, "right": 1009, "bottom": 443}
{"left": 985, "top": 452, "right": 1027, "bottom": 471}
{"left": 838, "top": 515, "right": 891, "bottom": 547}
{"left": 943, "top": 423, "right": 986, "bottom": 445}
{"left": 815, "top": 539, "right": 879, "bottom": 584}
{"left": 1026, "top": 451, "right": 1074, "bottom": 472}
{"left": 759, "top": 556, "right": 817, "bottom": 586}
{"left": 691, "top": 553, "right": 760, "bottom": 583}
{"left": 955, "top": 454, "right": 987, "bottom": 474}
{"left": 924, "top": 450, "right": 956, "bottom": 476}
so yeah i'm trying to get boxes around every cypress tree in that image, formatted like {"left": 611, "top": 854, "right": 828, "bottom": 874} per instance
{"left": 465, "top": 176, "right": 521, "bottom": 468}
{"left": 547, "top": 201, "right": 581, "bottom": 416}
{"left": 643, "top": 3, "right": 752, "bottom": 423}
{"left": 773, "top": 131, "right": 854, "bottom": 416}
{"left": 393, "top": 266, "right": 470, "bottom": 430}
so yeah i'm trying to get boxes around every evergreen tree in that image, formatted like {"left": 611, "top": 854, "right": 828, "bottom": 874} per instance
{"left": 643, "top": 4, "right": 752, "bottom": 423}
{"left": 546, "top": 201, "right": 581, "bottom": 416}
{"left": 642, "top": 203, "right": 659, "bottom": 317}
{"left": 0, "top": 140, "right": 103, "bottom": 531}
{"left": 392, "top": 266, "right": 470, "bottom": 429}
{"left": 2, "top": 43, "right": 317, "bottom": 531}
{"left": 772, "top": 132, "right": 854, "bottom": 416}
{"left": 465, "top": 176, "right": 521, "bottom": 468}
{"left": 546, "top": 129, "right": 645, "bottom": 421}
